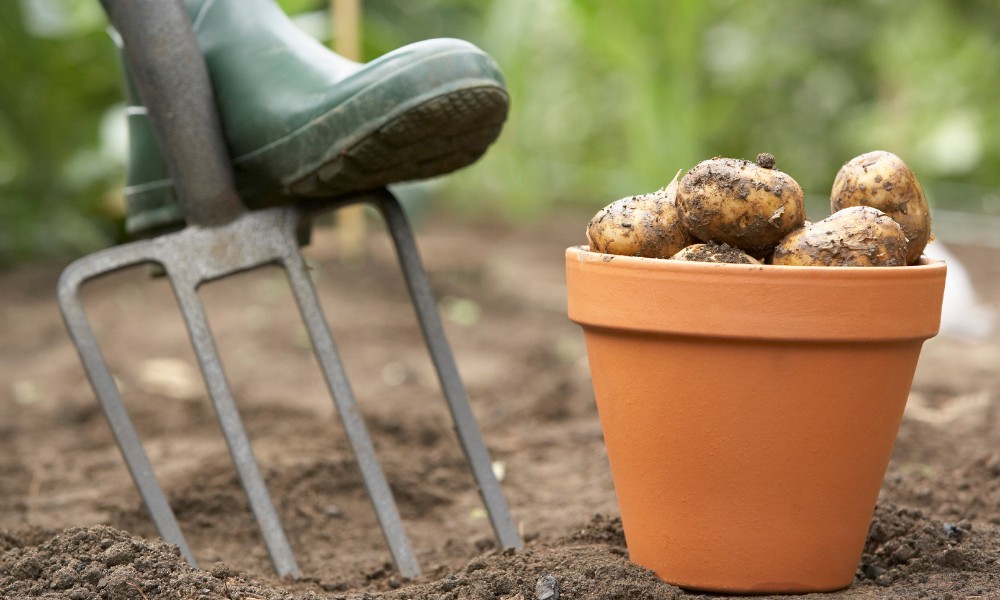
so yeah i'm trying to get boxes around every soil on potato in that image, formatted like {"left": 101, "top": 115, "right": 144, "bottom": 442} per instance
{"left": 672, "top": 241, "right": 756, "bottom": 264}
{"left": 2, "top": 211, "right": 1000, "bottom": 599}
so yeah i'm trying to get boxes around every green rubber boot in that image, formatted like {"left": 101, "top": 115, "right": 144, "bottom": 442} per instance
{"left": 118, "top": 0, "right": 508, "bottom": 237}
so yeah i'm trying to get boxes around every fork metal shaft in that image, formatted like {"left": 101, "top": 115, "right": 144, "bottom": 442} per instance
{"left": 284, "top": 247, "right": 421, "bottom": 578}
{"left": 378, "top": 191, "right": 522, "bottom": 549}
{"left": 170, "top": 282, "right": 300, "bottom": 578}
{"left": 58, "top": 242, "right": 197, "bottom": 568}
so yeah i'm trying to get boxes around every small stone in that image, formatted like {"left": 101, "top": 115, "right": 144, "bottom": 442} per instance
{"left": 325, "top": 505, "right": 344, "bottom": 518}
{"left": 756, "top": 153, "right": 776, "bottom": 169}
{"left": 861, "top": 563, "right": 882, "bottom": 579}
{"left": 536, "top": 574, "right": 559, "bottom": 600}
{"left": 943, "top": 522, "right": 964, "bottom": 540}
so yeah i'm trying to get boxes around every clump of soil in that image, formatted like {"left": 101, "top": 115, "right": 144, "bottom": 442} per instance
{"left": 856, "top": 502, "right": 998, "bottom": 588}
{"left": 0, "top": 525, "right": 56, "bottom": 553}
{"left": 5, "top": 505, "right": 1000, "bottom": 600}
{"left": 0, "top": 525, "right": 290, "bottom": 600}
{"left": 565, "top": 514, "right": 626, "bottom": 547}
{"left": 0, "top": 522, "right": 680, "bottom": 600}
{"left": 672, "top": 241, "right": 758, "bottom": 264}
{"left": 401, "top": 544, "right": 679, "bottom": 600}
{"left": 756, "top": 153, "right": 776, "bottom": 169}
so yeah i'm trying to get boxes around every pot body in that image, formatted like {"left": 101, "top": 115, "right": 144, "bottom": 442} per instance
{"left": 566, "top": 246, "right": 946, "bottom": 594}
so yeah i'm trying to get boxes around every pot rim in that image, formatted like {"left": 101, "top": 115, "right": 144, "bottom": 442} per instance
{"left": 568, "top": 245, "right": 944, "bottom": 275}
{"left": 566, "top": 246, "right": 947, "bottom": 342}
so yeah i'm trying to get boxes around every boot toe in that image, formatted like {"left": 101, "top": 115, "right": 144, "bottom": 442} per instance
{"left": 123, "top": 25, "right": 510, "bottom": 236}
{"left": 231, "top": 38, "right": 509, "bottom": 202}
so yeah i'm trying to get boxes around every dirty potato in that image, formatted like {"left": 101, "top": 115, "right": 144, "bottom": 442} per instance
{"left": 671, "top": 242, "right": 761, "bottom": 265}
{"left": 831, "top": 151, "right": 930, "bottom": 264}
{"left": 772, "top": 206, "right": 908, "bottom": 267}
{"left": 587, "top": 183, "right": 691, "bottom": 258}
{"left": 675, "top": 156, "right": 806, "bottom": 255}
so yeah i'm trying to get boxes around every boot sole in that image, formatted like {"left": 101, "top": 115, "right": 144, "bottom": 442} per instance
{"left": 124, "top": 85, "right": 508, "bottom": 236}
{"left": 285, "top": 85, "right": 508, "bottom": 198}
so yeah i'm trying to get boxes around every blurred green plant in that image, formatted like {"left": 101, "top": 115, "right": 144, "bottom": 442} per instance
{"left": 449, "top": 0, "right": 1000, "bottom": 218}
{"left": 3, "top": 0, "right": 1000, "bottom": 263}
{"left": 0, "top": 0, "right": 123, "bottom": 265}
{"left": 284, "top": 0, "right": 1000, "bottom": 218}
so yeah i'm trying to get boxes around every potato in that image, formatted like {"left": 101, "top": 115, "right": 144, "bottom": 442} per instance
{"left": 675, "top": 156, "right": 806, "bottom": 255}
{"left": 772, "top": 206, "right": 908, "bottom": 267}
{"left": 671, "top": 242, "right": 760, "bottom": 265}
{"left": 587, "top": 178, "right": 691, "bottom": 258}
{"left": 831, "top": 151, "right": 930, "bottom": 264}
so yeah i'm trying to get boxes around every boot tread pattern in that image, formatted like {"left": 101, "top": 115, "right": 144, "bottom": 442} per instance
{"left": 291, "top": 86, "right": 508, "bottom": 197}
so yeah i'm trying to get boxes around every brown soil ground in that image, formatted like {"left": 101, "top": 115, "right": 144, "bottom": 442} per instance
{"left": 2, "top": 210, "right": 1000, "bottom": 599}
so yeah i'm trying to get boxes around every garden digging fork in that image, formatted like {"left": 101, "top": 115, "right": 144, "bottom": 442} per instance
{"left": 57, "top": 0, "right": 520, "bottom": 579}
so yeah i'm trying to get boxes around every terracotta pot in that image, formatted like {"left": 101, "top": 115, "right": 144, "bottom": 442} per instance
{"left": 566, "top": 246, "right": 946, "bottom": 594}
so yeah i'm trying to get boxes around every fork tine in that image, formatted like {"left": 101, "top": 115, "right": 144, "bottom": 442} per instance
{"left": 376, "top": 190, "right": 522, "bottom": 549}
{"left": 58, "top": 251, "right": 197, "bottom": 568}
{"left": 282, "top": 243, "right": 421, "bottom": 579}
{"left": 170, "top": 280, "right": 301, "bottom": 578}
{"left": 59, "top": 200, "right": 520, "bottom": 580}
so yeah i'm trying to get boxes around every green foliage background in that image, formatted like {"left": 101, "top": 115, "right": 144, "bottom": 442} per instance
{"left": 1, "top": 0, "right": 1000, "bottom": 263}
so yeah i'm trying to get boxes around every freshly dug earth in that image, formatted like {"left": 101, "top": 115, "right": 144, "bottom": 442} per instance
{"left": 0, "top": 522, "right": 678, "bottom": 600}
{"left": 3, "top": 506, "right": 999, "bottom": 599}
{"left": 2, "top": 212, "right": 1000, "bottom": 599}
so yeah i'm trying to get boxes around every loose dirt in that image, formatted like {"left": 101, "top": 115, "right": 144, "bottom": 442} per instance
{"left": 671, "top": 241, "right": 758, "bottom": 264}
{"left": 756, "top": 153, "right": 776, "bottom": 169}
{"left": 2, "top": 211, "right": 1000, "bottom": 599}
